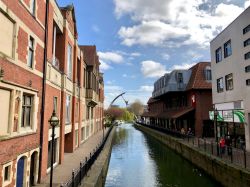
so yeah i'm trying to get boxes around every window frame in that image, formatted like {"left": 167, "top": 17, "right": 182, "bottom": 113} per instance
{"left": 245, "top": 52, "right": 250, "bottom": 60}
{"left": 30, "top": 0, "right": 36, "bottom": 16}
{"left": 217, "top": 77, "right": 224, "bottom": 93}
{"left": 53, "top": 96, "right": 58, "bottom": 114}
{"left": 243, "top": 24, "right": 250, "bottom": 35}
{"left": 28, "top": 37, "right": 34, "bottom": 68}
{"left": 21, "top": 94, "right": 33, "bottom": 128}
{"left": 65, "top": 95, "right": 71, "bottom": 124}
{"left": 244, "top": 38, "right": 250, "bottom": 47}
{"left": 215, "top": 47, "right": 222, "bottom": 63}
{"left": 246, "top": 79, "right": 250, "bottom": 86}
{"left": 245, "top": 65, "right": 250, "bottom": 73}
{"left": 225, "top": 73, "right": 233, "bottom": 91}
{"left": 67, "top": 44, "right": 72, "bottom": 79}
{"left": 224, "top": 40, "right": 232, "bottom": 58}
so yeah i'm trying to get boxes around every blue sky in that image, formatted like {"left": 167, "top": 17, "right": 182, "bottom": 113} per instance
{"left": 57, "top": 0, "right": 249, "bottom": 108}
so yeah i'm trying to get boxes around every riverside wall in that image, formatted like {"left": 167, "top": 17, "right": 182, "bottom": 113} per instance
{"left": 135, "top": 124, "right": 250, "bottom": 187}
{"left": 81, "top": 126, "right": 116, "bottom": 187}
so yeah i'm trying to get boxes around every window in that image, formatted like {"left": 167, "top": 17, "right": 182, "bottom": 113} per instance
{"left": 66, "top": 95, "right": 71, "bottom": 123}
{"left": 246, "top": 79, "right": 250, "bottom": 86}
{"left": 0, "top": 11, "right": 14, "bottom": 57}
{"left": 21, "top": 94, "right": 32, "bottom": 127}
{"left": 215, "top": 47, "right": 222, "bottom": 63}
{"left": 0, "top": 89, "right": 11, "bottom": 135}
{"left": 53, "top": 97, "right": 57, "bottom": 114}
{"left": 4, "top": 165, "right": 11, "bottom": 181}
{"left": 217, "top": 77, "right": 224, "bottom": 93}
{"left": 224, "top": 40, "right": 232, "bottom": 58}
{"left": 81, "top": 127, "right": 85, "bottom": 141}
{"left": 204, "top": 67, "right": 212, "bottom": 81}
{"left": 75, "top": 130, "right": 78, "bottom": 147}
{"left": 30, "top": 0, "right": 36, "bottom": 16}
{"left": 245, "top": 65, "right": 250, "bottom": 72}
{"left": 244, "top": 38, "right": 250, "bottom": 47}
{"left": 28, "top": 37, "right": 34, "bottom": 68}
{"left": 177, "top": 72, "right": 183, "bottom": 83}
{"left": 67, "top": 44, "right": 72, "bottom": 79}
{"left": 225, "top": 73, "right": 233, "bottom": 90}
{"left": 47, "top": 138, "right": 57, "bottom": 169}
{"left": 243, "top": 24, "right": 250, "bottom": 34}
{"left": 245, "top": 52, "right": 250, "bottom": 60}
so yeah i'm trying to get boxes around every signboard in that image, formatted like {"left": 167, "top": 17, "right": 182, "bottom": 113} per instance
{"left": 209, "top": 110, "right": 245, "bottom": 123}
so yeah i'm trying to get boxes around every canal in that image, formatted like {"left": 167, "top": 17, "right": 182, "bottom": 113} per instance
{"left": 105, "top": 123, "right": 221, "bottom": 187}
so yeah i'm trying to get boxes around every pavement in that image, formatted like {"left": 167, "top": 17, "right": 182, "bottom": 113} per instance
{"left": 38, "top": 128, "right": 109, "bottom": 187}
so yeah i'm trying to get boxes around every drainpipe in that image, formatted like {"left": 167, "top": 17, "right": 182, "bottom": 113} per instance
{"left": 39, "top": 0, "right": 49, "bottom": 182}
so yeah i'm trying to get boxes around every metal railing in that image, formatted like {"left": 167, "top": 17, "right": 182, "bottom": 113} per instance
{"left": 137, "top": 122, "right": 250, "bottom": 170}
{"left": 61, "top": 126, "right": 113, "bottom": 187}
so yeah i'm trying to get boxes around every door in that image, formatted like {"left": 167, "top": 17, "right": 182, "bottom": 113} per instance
{"left": 16, "top": 157, "right": 25, "bottom": 187}
{"left": 29, "top": 153, "right": 36, "bottom": 186}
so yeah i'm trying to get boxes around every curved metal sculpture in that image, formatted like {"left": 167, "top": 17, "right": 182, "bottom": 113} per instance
{"left": 109, "top": 92, "right": 128, "bottom": 108}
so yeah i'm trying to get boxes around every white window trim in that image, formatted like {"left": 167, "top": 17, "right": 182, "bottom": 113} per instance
{"left": 0, "top": 81, "right": 38, "bottom": 139}
{"left": 2, "top": 162, "right": 12, "bottom": 187}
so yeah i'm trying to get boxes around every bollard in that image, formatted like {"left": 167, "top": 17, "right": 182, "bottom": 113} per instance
{"left": 80, "top": 162, "right": 82, "bottom": 185}
{"left": 244, "top": 148, "right": 247, "bottom": 168}
{"left": 72, "top": 169, "right": 75, "bottom": 187}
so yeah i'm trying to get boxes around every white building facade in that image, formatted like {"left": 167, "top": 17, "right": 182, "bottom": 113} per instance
{"left": 210, "top": 6, "right": 250, "bottom": 150}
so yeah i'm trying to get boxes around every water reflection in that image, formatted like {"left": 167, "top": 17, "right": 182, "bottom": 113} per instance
{"left": 105, "top": 124, "right": 221, "bottom": 187}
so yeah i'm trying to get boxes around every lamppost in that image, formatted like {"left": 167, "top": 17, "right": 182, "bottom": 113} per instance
{"left": 214, "top": 108, "right": 219, "bottom": 156}
{"left": 48, "top": 110, "right": 59, "bottom": 187}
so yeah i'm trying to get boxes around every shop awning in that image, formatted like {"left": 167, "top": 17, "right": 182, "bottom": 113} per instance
{"left": 156, "top": 107, "right": 194, "bottom": 119}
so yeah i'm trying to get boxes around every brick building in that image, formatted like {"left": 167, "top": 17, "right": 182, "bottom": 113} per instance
{"left": 0, "top": 0, "right": 104, "bottom": 186}
{"left": 142, "top": 62, "right": 213, "bottom": 137}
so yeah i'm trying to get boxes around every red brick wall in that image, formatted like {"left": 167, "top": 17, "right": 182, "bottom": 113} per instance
{"left": 2, "top": 0, "right": 45, "bottom": 41}
{"left": 40, "top": 85, "right": 61, "bottom": 179}
{"left": 35, "top": 43, "right": 44, "bottom": 72}
{"left": 37, "top": 0, "right": 46, "bottom": 26}
{"left": 17, "top": 27, "right": 28, "bottom": 63}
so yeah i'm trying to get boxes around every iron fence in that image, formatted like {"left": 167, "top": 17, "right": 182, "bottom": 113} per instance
{"left": 137, "top": 122, "right": 250, "bottom": 170}
{"left": 61, "top": 126, "right": 113, "bottom": 187}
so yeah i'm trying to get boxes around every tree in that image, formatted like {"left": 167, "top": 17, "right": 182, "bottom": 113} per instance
{"left": 105, "top": 107, "right": 124, "bottom": 123}
{"left": 127, "top": 99, "right": 144, "bottom": 116}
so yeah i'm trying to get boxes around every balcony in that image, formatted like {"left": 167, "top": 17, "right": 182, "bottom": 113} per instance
{"left": 86, "top": 88, "right": 98, "bottom": 106}
{"left": 153, "top": 83, "right": 187, "bottom": 98}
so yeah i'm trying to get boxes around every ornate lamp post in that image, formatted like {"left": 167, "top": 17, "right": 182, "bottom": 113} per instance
{"left": 48, "top": 110, "right": 59, "bottom": 187}
{"left": 214, "top": 108, "right": 219, "bottom": 156}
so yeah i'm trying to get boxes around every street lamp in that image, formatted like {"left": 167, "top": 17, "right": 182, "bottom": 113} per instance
{"left": 48, "top": 110, "right": 59, "bottom": 187}
{"left": 214, "top": 108, "right": 219, "bottom": 156}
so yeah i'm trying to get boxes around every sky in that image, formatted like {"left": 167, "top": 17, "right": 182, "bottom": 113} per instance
{"left": 57, "top": 0, "right": 250, "bottom": 108}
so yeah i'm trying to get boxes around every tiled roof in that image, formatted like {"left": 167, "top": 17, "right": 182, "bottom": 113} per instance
{"left": 186, "top": 62, "right": 212, "bottom": 90}
{"left": 79, "top": 45, "right": 97, "bottom": 66}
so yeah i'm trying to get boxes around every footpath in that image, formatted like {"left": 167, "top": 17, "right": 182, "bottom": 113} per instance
{"left": 38, "top": 128, "right": 109, "bottom": 187}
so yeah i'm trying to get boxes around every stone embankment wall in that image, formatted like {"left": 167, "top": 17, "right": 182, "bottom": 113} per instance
{"left": 81, "top": 126, "right": 116, "bottom": 187}
{"left": 135, "top": 124, "right": 250, "bottom": 187}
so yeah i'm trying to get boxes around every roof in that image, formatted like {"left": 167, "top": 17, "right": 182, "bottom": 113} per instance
{"left": 156, "top": 107, "right": 194, "bottom": 119}
{"left": 79, "top": 45, "right": 97, "bottom": 66}
{"left": 142, "top": 107, "right": 194, "bottom": 119}
{"left": 147, "top": 97, "right": 158, "bottom": 104}
{"left": 186, "top": 62, "right": 212, "bottom": 90}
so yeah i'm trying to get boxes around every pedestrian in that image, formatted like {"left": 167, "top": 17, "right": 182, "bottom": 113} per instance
{"left": 219, "top": 137, "right": 226, "bottom": 155}
{"left": 187, "top": 128, "right": 193, "bottom": 136}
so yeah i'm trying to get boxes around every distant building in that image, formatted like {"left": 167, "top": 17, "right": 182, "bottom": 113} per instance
{"left": 210, "top": 6, "right": 250, "bottom": 150}
{"left": 142, "top": 62, "right": 213, "bottom": 137}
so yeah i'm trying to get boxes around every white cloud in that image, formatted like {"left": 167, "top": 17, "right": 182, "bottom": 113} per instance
{"left": 245, "top": 0, "right": 250, "bottom": 8}
{"left": 162, "top": 53, "right": 170, "bottom": 61}
{"left": 98, "top": 51, "right": 124, "bottom": 64}
{"left": 99, "top": 60, "right": 111, "bottom": 71}
{"left": 139, "top": 85, "right": 154, "bottom": 92}
{"left": 115, "top": 0, "right": 245, "bottom": 47}
{"left": 170, "top": 62, "right": 197, "bottom": 70}
{"left": 131, "top": 52, "right": 141, "bottom": 57}
{"left": 141, "top": 60, "right": 167, "bottom": 78}
{"left": 92, "top": 25, "right": 100, "bottom": 32}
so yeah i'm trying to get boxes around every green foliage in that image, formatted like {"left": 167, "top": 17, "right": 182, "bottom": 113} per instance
{"left": 104, "top": 107, "right": 135, "bottom": 123}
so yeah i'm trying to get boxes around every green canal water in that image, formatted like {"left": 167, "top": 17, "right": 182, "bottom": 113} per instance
{"left": 105, "top": 124, "right": 222, "bottom": 187}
